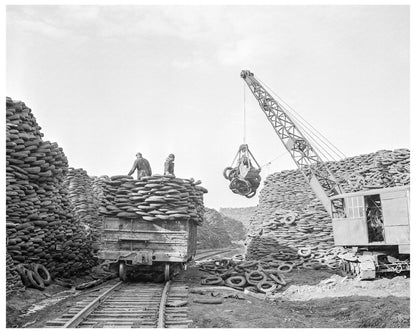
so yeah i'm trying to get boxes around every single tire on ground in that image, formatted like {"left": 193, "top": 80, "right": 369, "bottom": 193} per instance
{"left": 26, "top": 270, "right": 45, "bottom": 290}
{"left": 256, "top": 281, "right": 277, "bottom": 293}
{"left": 201, "top": 276, "right": 223, "bottom": 285}
{"left": 33, "top": 264, "right": 52, "bottom": 285}
{"left": 225, "top": 275, "right": 246, "bottom": 288}
{"left": 119, "top": 262, "right": 127, "bottom": 282}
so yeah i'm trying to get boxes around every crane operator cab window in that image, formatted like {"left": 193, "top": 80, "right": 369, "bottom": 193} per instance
{"left": 332, "top": 196, "right": 364, "bottom": 219}
{"left": 331, "top": 198, "right": 346, "bottom": 218}
{"left": 346, "top": 196, "right": 365, "bottom": 218}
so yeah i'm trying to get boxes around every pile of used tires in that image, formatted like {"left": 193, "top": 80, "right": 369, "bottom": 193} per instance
{"left": 6, "top": 97, "right": 96, "bottom": 293}
{"left": 198, "top": 248, "right": 343, "bottom": 295}
{"left": 245, "top": 149, "right": 410, "bottom": 261}
{"left": 98, "top": 174, "right": 207, "bottom": 224}
{"left": 15, "top": 263, "right": 52, "bottom": 291}
{"left": 6, "top": 252, "right": 25, "bottom": 296}
{"left": 64, "top": 168, "right": 103, "bottom": 252}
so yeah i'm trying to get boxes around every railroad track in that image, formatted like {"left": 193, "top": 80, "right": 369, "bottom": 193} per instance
{"left": 195, "top": 248, "right": 241, "bottom": 262}
{"left": 46, "top": 278, "right": 190, "bottom": 328}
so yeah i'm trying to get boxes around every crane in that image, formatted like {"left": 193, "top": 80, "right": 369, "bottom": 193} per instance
{"left": 240, "top": 69, "right": 410, "bottom": 279}
{"left": 240, "top": 70, "right": 343, "bottom": 214}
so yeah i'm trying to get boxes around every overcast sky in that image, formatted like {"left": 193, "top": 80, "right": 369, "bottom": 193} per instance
{"left": 6, "top": 5, "right": 410, "bottom": 210}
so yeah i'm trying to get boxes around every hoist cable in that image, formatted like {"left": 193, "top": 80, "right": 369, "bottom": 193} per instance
{"left": 257, "top": 77, "right": 346, "bottom": 160}
{"left": 288, "top": 110, "right": 337, "bottom": 162}
{"left": 260, "top": 151, "right": 288, "bottom": 168}
{"left": 290, "top": 113, "right": 339, "bottom": 162}
{"left": 259, "top": 76, "right": 345, "bottom": 160}
{"left": 259, "top": 77, "right": 345, "bottom": 160}
{"left": 243, "top": 82, "right": 247, "bottom": 144}
{"left": 286, "top": 109, "right": 344, "bottom": 161}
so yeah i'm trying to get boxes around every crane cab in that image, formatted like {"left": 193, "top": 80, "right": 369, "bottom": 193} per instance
{"left": 330, "top": 185, "right": 410, "bottom": 254}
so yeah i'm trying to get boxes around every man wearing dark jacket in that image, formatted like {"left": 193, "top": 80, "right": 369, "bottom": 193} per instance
{"left": 164, "top": 153, "right": 175, "bottom": 177}
{"left": 128, "top": 152, "right": 152, "bottom": 179}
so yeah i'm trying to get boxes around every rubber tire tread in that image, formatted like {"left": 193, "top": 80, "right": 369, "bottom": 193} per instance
{"left": 26, "top": 269, "right": 45, "bottom": 290}
{"left": 33, "top": 264, "right": 52, "bottom": 286}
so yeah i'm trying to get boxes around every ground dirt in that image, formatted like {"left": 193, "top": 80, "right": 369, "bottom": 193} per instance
{"left": 180, "top": 265, "right": 410, "bottom": 328}
{"left": 6, "top": 261, "right": 410, "bottom": 328}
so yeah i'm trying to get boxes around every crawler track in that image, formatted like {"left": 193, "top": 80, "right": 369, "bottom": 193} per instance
{"left": 46, "top": 279, "right": 190, "bottom": 328}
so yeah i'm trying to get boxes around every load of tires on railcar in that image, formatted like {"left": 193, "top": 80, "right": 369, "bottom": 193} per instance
{"left": 97, "top": 174, "right": 208, "bottom": 281}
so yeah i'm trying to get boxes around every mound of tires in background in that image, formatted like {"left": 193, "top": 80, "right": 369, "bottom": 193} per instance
{"left": 219, "top": 206, "right": 256, "bottom": 229}
{"left": 6, "top": 97, "right": 96, "bottom": 295}
{"left": 64, "top": 168, "right": 103, "bottom": 254}
{"left": 197, "top": 208, "right": 246, "bottom": 249}
{"left": 245, "top": 149, "right": 410, "bottom": 261}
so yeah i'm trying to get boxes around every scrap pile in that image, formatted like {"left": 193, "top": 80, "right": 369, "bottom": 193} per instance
{"left": 198, "top": 248, "right": 343, "bottom": 295}
{"left": 245, "top": 149, "right": 410, "bottom": 260}
{"left": 98, "top": 174, "right": 207, "bottom": 223}
{"left": 326, "top": 149, "right": 410, "bottom": 192}
{"left": 6, "top": 97, "right": 96, "bottom": 293}
{"left": 91, "top": 175, "right": 110, "bottom": 202}
{"left": 64, "top": 168, "right": 103, "bottom": 252}
{"left": 6, "top": 253, "right": 25, "bottom": 296}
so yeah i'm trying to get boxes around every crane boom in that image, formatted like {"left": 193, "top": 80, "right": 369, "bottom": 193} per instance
{"left": 241, "top": 70, "right": 343, "bottom": 213}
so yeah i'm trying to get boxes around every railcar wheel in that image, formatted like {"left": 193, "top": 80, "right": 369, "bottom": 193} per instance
{"left": 164, "top": 263, "right": 170, "bottom": 281}
{"left": 119, "top": 262, "right": 127, "bottom": 282}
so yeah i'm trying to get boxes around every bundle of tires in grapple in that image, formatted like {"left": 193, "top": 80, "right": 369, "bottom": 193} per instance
{"left": 98, "top": 174, "right": 207, "bottom": 224}
{"left": 244, "top": 149, "right": 410, "bottom": 261}
{"left": 6, "top": 97, "right": 96, "bottom": 293}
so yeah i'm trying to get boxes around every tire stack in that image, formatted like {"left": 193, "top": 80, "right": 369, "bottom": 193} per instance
{"left": 245, "top": 149, "right": 410, "bottom": 261}
{"left": 91, "top": 175, "right": 110, "bottom": 202}
{"left": 6, "top": 97, "right": 96, "bottom": 292}
{"left": 98, "top": 174, "right": 207, "bottom": 224}
{"left": 64, "top": 168, "right": 103, "bottom": 253}
{"left": 6, "top": 252, "right": 25, "bottom": 296}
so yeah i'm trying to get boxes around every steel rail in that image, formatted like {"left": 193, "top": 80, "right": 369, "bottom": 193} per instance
{"left": 195, "top": 249, "right": 240, "bottom": 261}
{"left": 63, "top": 281, "right": 123, "bottom": 328}
{"left": 157, "top": 280, "right": 171, "bottom": 328}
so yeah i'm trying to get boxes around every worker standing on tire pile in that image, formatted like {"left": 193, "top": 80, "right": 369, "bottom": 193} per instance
{"left": 128, "top": 152, "right": 152, "bottom": 179}
{"left": 164, "top": 153, "right": 175, "bottom": 177}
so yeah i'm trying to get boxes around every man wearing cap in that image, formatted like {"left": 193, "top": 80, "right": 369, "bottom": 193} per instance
{"left": 164, "top": 154, "right": 175, "bottom": 177}
{"left": 128, "top": 152, "right": 152, "bottom": 179}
